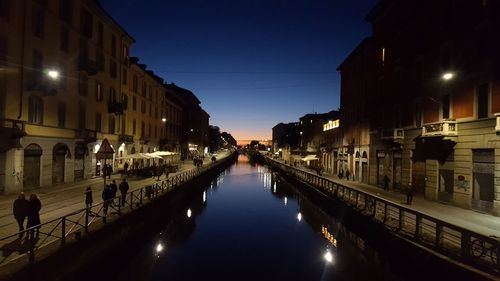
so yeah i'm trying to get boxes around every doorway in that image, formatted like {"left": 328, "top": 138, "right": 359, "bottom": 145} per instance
{"left": 24, "top": 144, "right": 42, "bottom": 189}
{"left": 53, "top": 143, "right": 68, "bottom": 184}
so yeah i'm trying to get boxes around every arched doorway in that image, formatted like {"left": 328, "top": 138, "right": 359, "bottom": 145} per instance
{"left": 24, "top": 144, "right": 42, "bottom": 189}
{"left": 53, "top": 143, "right": 68, "bottom": 184}
{"left": 74, "top": 143, "right": 87, "bottom": 181}
{"left": 362, "top": 151, "right": 368, "bottom": 183}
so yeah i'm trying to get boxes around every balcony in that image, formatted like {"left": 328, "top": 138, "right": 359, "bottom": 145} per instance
{"left": 75, "top": 129, "right": 97, "bottom": 143}
{"left": 119, "top": 134, "right": 134, "bottom": 144}
{"left": 78, "top": 56, "right": 98, "bottom": 75}
{"left": 422, "top": 120, "right": 457, "bottom": 138}
{"left": 107, "top": 102, "right": 124, "bottom": 115}
{"left": 381, "top": 128, "right": 404, "bottom": 143}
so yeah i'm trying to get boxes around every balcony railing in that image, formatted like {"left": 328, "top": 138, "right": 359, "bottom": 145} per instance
{"left": 75, "top": 129, "right": 97, "bottom": 143}
{"left": 422, "top": 120, "right": 457, "bottom": 137}
{"left": 381, "top": 128, "right": 404, "bottom": 142}
{"left": 78, "top": 56, "right": 98, "bottom": 75}
{"left": 107, "top": 102, "right": 124, "bottom": 115}
{"left": 119, "top": 134, "right": 134, "bottom": 144}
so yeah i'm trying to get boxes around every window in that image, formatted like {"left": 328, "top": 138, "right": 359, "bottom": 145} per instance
{"left": 109, "top": 87, "right": 116, "bottom": 102}
{"left": 28, "top": 95, "right": 43, "bottom": 124}
{"left": 59, "top": 0, "right": 72, "bottom": 24}
{"left": 141, "top": 100, "right": 146, "bottom": 113}
{"left": 122, "top": 94, "right": 128, "bottom": 109}
{"left": 477, "top": 83, "right": 489, "bottom": 118}
{"left": 80, "top": 8, "right": 93, "bottom": 38}
{"left": 149, "top": 85, "right": 153, "bottom": 100}
{"left": 148, "top": 124, "right": 151, "bottom": 137}
{"left": 79, "top": 72, "right": 88, "bottom": 96}
{"left": 132, "top": 96, "right": 137, "bottom": 111}
{"left": 141, "top": 121, "right": 145, "bottom": 138}
{"left": 78, "top": 104, "right": 86, "bottom": 129}
{"left": 381, "top": 47, "right": 385, "bottom": 66}
{"left": 155, "top": 107, "right": 158, "bottom": 118}
{"left": 122, "top": 69, "right": 127, "bottom": 85}
{"left": 132, "top": 75, "right": 138, "bottom": 92}
{"left": 122, "top": 45, "right": 128, "bottom": 61}
{"left": 57, "top": 102, "right": 66, "bottom": 127}
{"left": 0, "top": 0, "right": 11, "bottom": 21}
{"left": 111, "top": 35, "right": 116, "bottom": 57}
{"left": 121, "top": 118, "right": 125, "bottom": 134}
{"left": 155, "top": 126, "right": 157, "bottom": 138}
{"left": 32, "top": 6, "right": 45, "bottom": 38}
{"left": 132, "top": 119, "right": 136, "bottom": 134}
{"left": 141, "top": 81, "right": 146, "bottom": 96}
{"left": 149, "top": 103, "right": 152, "bottom": 116}
{"left": 95, "top": 112, "right": 102, "bottom": 132}
{"left": 97, "top": 23, "right": 104, "bottom": 48}
{"left": 95, "top": 82, "right": 103, "bottom": 101}
{"left": 32, "top": 50, "right": 43, "bottom": 85}
{"left": 108, "top": 116, "right": 115, "bottom": 134}
{"left": 110, "top": 60, "right": 117, "bottom": 79}
{"left": 60, "top": 27, "right": 69, "bottom": 52}
{"left": 96, "top": 51, "right": 105, "bottom": 71}
{"left": 442, "top": 94, "right": 450, "bottom": 119}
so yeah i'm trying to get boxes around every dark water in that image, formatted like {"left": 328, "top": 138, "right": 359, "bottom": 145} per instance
{"left": 108, "top": 156, "right": 402, "bottom": 281}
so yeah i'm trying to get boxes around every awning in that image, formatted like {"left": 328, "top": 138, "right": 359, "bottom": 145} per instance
{"left": 301, "top": 154, "right": 319, "bottom": 161}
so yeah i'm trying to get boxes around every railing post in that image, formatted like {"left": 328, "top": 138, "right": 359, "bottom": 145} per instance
{"left": 85, "top": 207, "right": 89, "bottom": 234}
{"left": 140, "top": 188, "right": 143, "bottom": 205}
{"left": 383, "top": 203, "right": 388, "bottom": 223}
{"left": 460, "top": 232, "right": 471, "bottom": 258}
{"left": 415, "top": 215, "right": 421, "bottom": 240}
{"left": 398, "top": 209, "right": 403, "bottom": 231}
{"left": 118, "top": 196, "right": 121, "bottom": 215}
{"left": 61, "top": 217, "right": 66, "bottom": 247}
{"left": 435, "top": 224, "right": 442, "bottom": 247}
{"left": 130, "top": 191, "right": 133, "bottom": 209}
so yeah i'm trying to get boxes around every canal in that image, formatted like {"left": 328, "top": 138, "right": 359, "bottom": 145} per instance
{"left": 80, "top": 155, "right": 409, "bottom": 281}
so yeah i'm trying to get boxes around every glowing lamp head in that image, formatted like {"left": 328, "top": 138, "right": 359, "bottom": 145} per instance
{"left": 47, "top": 70, "right": 60, "bottom": 80}
{"left": 442, "top": 73, "right": 454, "bottom": 81}
{"left": 162, "top": 117, "right": 167, "bottom": 122}
{"left": 324, "top": 250, "right": 333, "bottom": 263}
{"left": 156, "top": 243, "right": 164, "bottom": 253}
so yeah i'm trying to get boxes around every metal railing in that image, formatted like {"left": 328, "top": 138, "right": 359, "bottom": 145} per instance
{"left": 266, "top": 157, "right": 500, "bottom": 276}
{"left": 0, "top": 155, "right": 231, "bottom": 268}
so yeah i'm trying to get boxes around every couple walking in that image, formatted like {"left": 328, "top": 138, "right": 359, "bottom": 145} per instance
{"left": 13, "top": 193, "right": 42, "bottom": 239}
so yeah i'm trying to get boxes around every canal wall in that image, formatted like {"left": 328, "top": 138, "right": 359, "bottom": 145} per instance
{"left": 4, "top": 152, "right": 238, "bottom": 281}
{"left": 263, "top": 157, "right": 498, "bottom": 281}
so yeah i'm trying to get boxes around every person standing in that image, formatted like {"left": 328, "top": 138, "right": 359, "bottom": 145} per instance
{"left": 346, "top": 169, "right": 350, "bottom": 181}
{"left": 85, "top": 187, "right": 93, "bottom": 209}
{"left": 406, "top": 182, "right": 414, "bottom": 205}
{"left": 383, "top": 175, "right": 390, "bottom": 192}
{"left": 13, "top": 193, "right": 29, "bottom": 238}
{"left": 102, "top": 185, "right": 111, "bottom": 214}
{"left": 123, "top": 162, "right": 129, "bottom": 176}
{"left": 27, "top": 194, "right": 41, "bottom": 239}
{"left": 119, "top": 178, "right": 129, "bottom": 206}
{"left": 109, "top": 180, "right": 118, "bottom": 207}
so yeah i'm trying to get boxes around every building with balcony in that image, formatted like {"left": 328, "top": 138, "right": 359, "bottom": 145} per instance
{"left": 0, "top": 0, "right": 195, "bottom": 194}
{"left": 340, "top": 0, "right": 500, "bottom": 214}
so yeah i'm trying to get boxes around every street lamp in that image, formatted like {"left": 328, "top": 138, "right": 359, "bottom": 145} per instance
{"left": 46, "top": 69, "right": 60, "bottom": 80}
{"left": 442, "top": 72, "right": 454, "bottom": 81}
{"left": 161, "top": 117, "right": 166, "bottom": 122}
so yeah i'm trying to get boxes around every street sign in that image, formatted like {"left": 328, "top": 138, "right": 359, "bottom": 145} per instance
{"left": 96, "top": 138, "right": 115, "bottom": 160}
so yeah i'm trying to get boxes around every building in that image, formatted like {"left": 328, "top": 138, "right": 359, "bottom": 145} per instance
{"left": 299, "top": 111, "right": 339, "bottom": 153}
{"left": 0, "top": 0, "right": 200, "bottom": 194}
{"left": 272, "top": 122, "right": 300, "bottom": 151}
{"left": 340, "top": 0, "right": 500, "bottom": 214}
{"left": 165, "top": 83, "right": 209, "bottom": 159}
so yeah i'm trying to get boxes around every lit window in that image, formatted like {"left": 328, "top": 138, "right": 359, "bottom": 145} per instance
{"left": 381, "top": 47, "right": 386, "bottom": 65}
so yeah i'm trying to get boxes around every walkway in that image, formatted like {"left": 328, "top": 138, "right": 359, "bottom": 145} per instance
{"left": 0, "top": 151, "right": 230, "bottom": 238}
{"left": 273, "top": 159, "right": 500, "bottom": 238}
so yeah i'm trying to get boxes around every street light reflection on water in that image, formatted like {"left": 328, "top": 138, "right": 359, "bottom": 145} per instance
{"left": 104, "top": 156, "right": 400, "bottom": 281}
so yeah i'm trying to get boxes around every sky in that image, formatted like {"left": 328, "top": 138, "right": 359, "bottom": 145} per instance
{"left": 101, "top": 0, "right": 377, "bottom": 141}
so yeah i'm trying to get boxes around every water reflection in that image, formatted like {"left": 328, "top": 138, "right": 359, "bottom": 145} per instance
{"left": 79, "top": 156, "right": 400, "bottom": 281}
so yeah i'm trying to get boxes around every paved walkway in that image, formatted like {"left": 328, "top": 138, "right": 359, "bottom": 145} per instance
{"left": 0, "top": 151, "right": 230, "bottom": 238}
{"left": 272, "top": 159, "right": 500, "bottom": 238}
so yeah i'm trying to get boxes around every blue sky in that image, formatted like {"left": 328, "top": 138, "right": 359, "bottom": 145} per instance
{"left": 101, "top": 0, "right": 377, "bottom": 140}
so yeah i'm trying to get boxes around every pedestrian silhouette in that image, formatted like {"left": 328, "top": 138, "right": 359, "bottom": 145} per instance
{"left": 383, "top": 175, "right": 390, "bottom": 191}
{"left": 27, "top": 194, "right": 41, "bottom": 239}
{"left": 119, "top": 178, "right": 129, "bottom": 206}
{"left": 406, "top": 183, "right": 414, "bottom": 205}
{"left": 85, "top": 187, "right": 93, "bottom": 209}
{"left": 109, "top": 180, "right": 118, "bottom": 206}
{"left": 13, "top": 193, "right": 29, "bottom": 238}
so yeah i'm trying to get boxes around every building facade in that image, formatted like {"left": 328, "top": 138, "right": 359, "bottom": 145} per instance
{"left": 0, "top": 0, "right": 205, "bottom": 194}
{"left": 340, "top": 0, "right": 500, "bottom": 214}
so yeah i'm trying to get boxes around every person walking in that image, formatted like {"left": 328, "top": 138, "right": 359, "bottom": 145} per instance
{"left": 383, "top": 175, "right": 390, "bottom": 192}
{"left": 123, "top": 162, "right": 129, "bottom": 176}
{"left": 85, "top": 187, "right": 93, "bottom": 209}
{"left": 109, "top": 180, "right": 118, "bottom": 207}
{"left": 102, "top": 185, "right": 112, "bottom": 215}
{"left": 406, "top": 182, "right": 414, "bottom": 205}
{"left": 119, "top": 178, "right": 129, "bottom": 206}
{"left": 27, "top": 194, "right": 41, "bottom": 239}
{"left": 13, "top": 193, "right": 29, "bottom": 238}
{"left": 346, "top": 169, "right": 350, "bottom": 181}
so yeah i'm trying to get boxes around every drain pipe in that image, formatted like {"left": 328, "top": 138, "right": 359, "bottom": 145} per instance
{"left": 17, "top": 0, "right": 27, "bottom": 120}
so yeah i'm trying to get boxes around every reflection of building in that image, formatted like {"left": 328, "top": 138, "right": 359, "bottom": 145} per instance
{"left": 340, "top": 0, "right": 500, "bottom": 214}
{"left": 0, "top": 0, "right": 205, "bottom": 194}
